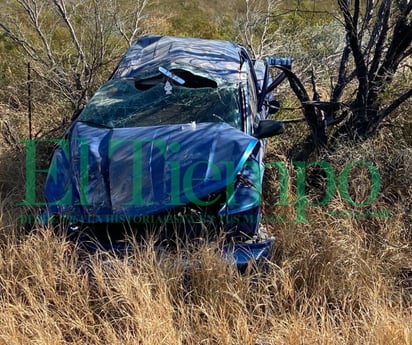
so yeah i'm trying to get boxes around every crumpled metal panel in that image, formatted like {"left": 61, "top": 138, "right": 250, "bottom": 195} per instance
{"left": 111, "top": 35, "right": 245, "bottom": 84}
{"left": 45, "top": 121, "right": 259, "bottom": 222}
{"left": 223, "top": 237, "right": 275, "bottom": 270}
{"left": 219, "top": 155, "right": 263, "bottom": 216}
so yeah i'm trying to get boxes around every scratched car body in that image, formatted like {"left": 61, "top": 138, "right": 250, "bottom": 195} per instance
{"left": 44, "top": 35, "right": 289, "bottom": 267}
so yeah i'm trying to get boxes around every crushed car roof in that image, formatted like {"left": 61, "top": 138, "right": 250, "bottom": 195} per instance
{"left": 111, "top": 35, "right": 246, "bottom": 82}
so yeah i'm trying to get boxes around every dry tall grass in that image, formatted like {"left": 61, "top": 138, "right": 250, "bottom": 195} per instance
{"left": 0, "top": 127, "right": 411, "bottom": 344}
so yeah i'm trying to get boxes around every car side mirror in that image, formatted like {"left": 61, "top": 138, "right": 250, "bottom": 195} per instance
{"left": 254, "top": 120, "right": 284, "bottom": 139}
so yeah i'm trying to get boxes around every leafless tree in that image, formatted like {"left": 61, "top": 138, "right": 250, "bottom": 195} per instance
{"left": 111, "top": 0, "right": 150, "bottom": 46}
{"left": 284, "top": 0, "right": 412, "bottom": 158}
{"left": 0, "top": 0, "right": 151, "bottom": 116}
{"left": 235, "top": 0, "right": 280, "bottom": 58}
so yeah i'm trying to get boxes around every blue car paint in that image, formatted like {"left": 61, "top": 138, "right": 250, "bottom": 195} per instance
{"left": 44, "top": 35, "right": 284, "bottom": 267}
{"left": 111, "top": 35, "right": 248, "bottom": 84}
{"left": 45, "top": 121, "right": 259, "bottom": 221}
{"left": 223, "top": 238, "right": 275, "bottom": 271}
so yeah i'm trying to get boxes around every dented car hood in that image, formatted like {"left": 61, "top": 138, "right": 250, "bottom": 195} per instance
{"left": 45, "top": 121, "right": 258, "bottom": 221}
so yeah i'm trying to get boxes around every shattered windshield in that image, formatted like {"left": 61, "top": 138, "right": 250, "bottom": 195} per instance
{"left": 77, "top": 77, "right": 242, "bottom": 129}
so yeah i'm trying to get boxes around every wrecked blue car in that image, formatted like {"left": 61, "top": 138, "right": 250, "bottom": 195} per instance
{"left": 44, "top": 35, "right": 291, "bottom": 268}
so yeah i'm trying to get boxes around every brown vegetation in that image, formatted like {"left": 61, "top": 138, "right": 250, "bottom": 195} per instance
{"left": 0, "top": 0, "right": 411, "bottom": 343}
{"left": 0, "top": 125, "right": 411, "bottom": 344}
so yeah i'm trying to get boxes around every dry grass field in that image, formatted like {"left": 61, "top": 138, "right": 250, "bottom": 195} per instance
{"left": 0, "top": 0, "right": 411, "bottom": 342}
{"left": 0, "top": 118, "right": 410, "bottom": 344}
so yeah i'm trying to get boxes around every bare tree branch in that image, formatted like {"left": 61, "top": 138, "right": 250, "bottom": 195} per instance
{"left": 331, "top": 38, "right": 351, "bottom": 102}
{"left": 236, "top": 0, "right": 280, "bottom": 58}
{"left": 377, "top": 87, "right": 412, "bottom": 121}
{"left": 367, "top": 0, "right": 391, "bottom": 81}
{"left": 360, "top": 0, "right": 376, "bottom": 38}
{"left": 338, "top": 0, "right": 370, "bottom": 122}
{"left": 0, "top": 0, "right": 152, "bottom": 116}
{"left": 285, "top": 0, "right": 411, "bottom": 156}
{"left": 0, "top": 22, "right": 40, "bottom": 61}
{"left": 17, "top": 0, "right": 55, "bottom": 66}
{"left": 112, "top": 0, "right": 150, "bottom": 46}
{"left": 52, "top": 0, "right": 88, "bottom": 71}
{"left": 276, "top": 65, "right": 328, "bottom": 149}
